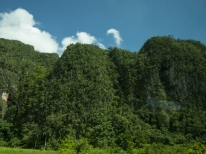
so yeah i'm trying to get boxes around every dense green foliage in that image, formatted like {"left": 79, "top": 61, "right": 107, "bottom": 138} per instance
{"left": 0, "top": 36, "right": 206, "bottom": 153}
{"left": 0, "top": 147, "right": 56, "bottom": 154}
{"left": 1, "top": 143, "right": 206, "bottom": 154}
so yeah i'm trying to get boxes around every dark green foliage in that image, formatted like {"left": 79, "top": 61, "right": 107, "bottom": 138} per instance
{"left": 0, "top": 37, "right": 206, "bottom": 152}
{"left": 138, "top": 36, "right": 206, "bottom": 108}
{"left": 48, "top": 44, "right": 117, "bottom": 147}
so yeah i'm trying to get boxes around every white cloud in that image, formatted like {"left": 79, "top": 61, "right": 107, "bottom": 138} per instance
{"left": 0, "top": 8, "right": 58, "bottom": 53}
{"left": 107, "top": 28, "right": 123, "bottom": 46}
{"left": 60, "top": 32, "right": 106, "bottom": 51}
{"left": 76, "top": 32, "right": 97, "bottom": 44}
{"left": 97, "top": 43, "right": 106, "bottom": 49}
{"left": 0, "top": 8, "right": 107, "bottom": 54}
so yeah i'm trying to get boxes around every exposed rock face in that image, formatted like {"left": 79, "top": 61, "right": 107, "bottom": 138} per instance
{"left": 1, "top": 92, "right": 8, "bottom": 101}
{"left": 0, "top": 92, "right": 8, "bottom": 118}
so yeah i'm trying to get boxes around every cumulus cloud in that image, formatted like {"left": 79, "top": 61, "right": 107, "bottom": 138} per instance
{"left": 0, "top": 8, "right": 58, "bottom": 53}
{"left": 107, "top": 28, "right": 123, "bottom": 46}
{"left": 97, "top": 43, "right": 106, "bottom": 49}
{"left": 60, "top": 32, "right": 106, "bottom": 51}
{"left": 0, "top": 8, "right": 107, "bottom": 54}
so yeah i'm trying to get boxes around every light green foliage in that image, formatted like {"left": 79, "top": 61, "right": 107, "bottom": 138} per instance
{"left": 187, "top": 142, "right": 206, "bottom": 154}
{"left": 59, "top": 135, "right": 76, "bottom": 154}
{"left": 0, "top": 147, "right": 57, "bottom": 154}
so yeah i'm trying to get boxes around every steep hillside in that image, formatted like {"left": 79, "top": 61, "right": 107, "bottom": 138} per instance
{"left": 0, "top": 37, "right": 205, "bottom": 151}
{"left": 0, "top": 38, "right": 58, "bottom": 91}
{"left": 48, "top": 44, "right": 117, "bottom": 146}
{"left": 137, "top": 36, "right": 206, "bottom": 109}
{"left": 0, "top": 38, "right": 59, "bottom": 129}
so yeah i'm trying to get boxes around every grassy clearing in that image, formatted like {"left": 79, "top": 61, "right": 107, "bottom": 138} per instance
{"left": 0, "top": 147, "right": 57, "bottom": 154}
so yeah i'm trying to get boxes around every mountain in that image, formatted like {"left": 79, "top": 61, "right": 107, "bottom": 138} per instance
{"left": 0, "top": 38, "right": 58, "bottom": 89}
{"left": 0, "top": 37, "right": 205, "bottom": 151}
{"left": 138, "top": 36, "right": 206, "bottom": 109}
{"left": 0, "top": 38, "right": 59, "bottom": 143}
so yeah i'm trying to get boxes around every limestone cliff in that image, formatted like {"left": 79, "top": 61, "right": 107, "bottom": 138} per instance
{"left": 138, "top": 36, "right": 206, "bottom": 109}
{"left": 1, "top": 92, "right": 8, "bottom": 101}
{"left": 0, "top": 92, "right": 8, "bottom": 118}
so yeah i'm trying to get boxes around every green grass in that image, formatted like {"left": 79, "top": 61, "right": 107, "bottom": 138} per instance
{"left": 0, "top": 147, "right": 58, "bottom": 154}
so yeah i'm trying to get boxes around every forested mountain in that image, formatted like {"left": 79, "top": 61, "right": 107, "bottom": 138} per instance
{"left": 0, "top": 38, "right": 58, "bottom": 90}
{"left": 0, "top": 36, "right": 206, "bottom": 153}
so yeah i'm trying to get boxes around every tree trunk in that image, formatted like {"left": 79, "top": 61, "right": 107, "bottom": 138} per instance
{"left": 44, "top": 135, "right": 47, "bottom": 150}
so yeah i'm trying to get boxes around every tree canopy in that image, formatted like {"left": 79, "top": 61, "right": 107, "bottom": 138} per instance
{"left": 0, "top": 37, "right": 206, "bottom": 153}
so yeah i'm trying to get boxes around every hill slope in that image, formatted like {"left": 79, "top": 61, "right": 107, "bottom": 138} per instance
{"left": 0, "top": 37, "right": 205, "bottom": 151}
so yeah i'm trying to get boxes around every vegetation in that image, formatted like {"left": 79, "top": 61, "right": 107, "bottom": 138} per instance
{"left": 0, "top": 36, "right": 206, "bottom": 153}
{"left": 0, "top": 147, "right": 56, "bottom": 154}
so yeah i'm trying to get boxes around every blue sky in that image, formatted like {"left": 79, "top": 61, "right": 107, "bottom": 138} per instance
{"left": 0, "top": 0, "right": 205, "bottom": 55}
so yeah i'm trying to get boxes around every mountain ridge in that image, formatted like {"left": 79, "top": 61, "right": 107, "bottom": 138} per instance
{"left": 0, "top": 36, "right": 205, "bottom": 150}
